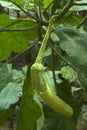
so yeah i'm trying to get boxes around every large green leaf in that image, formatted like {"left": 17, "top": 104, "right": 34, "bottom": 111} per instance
{"left": 54, "top": 26, "right": 87, "bottom": 91}
{"left": 0, "top": 63, "right": 27, "bottom": 109}
{"left": 3, "top": 0, "right": 23, "bottom": 5}
{"left": 0, "top": 82, "right": 22, "bottom": 109}
{"left": 0, "top": 14, "right": 19, "bottom": 27}
{"left": 0, "top": 14, "right": 37, "bottom": 61}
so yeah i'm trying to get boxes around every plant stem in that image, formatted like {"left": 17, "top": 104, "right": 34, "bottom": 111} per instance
{"left": 48, "top": 42, "right": 77, "bottom": 71}
{"left": 35, "top": 0, "right": 74, "bottom": 64}
{"left": 35, "top": 15, "right": 55, "bottom": 64}
{"left": 0, "top": 24, "right": 39, "bottom": 32}
{"left": 77, "top": 15, "right": 87, "bottom": 29}
{"left": 55, "top": 0, "right": 74, "bottom": 22}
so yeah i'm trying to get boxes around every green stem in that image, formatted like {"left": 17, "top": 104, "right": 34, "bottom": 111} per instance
{"left": 0, "top": 24, "right": 39, "bottom": 32}
{"left": 35, "top": 16, "right": 56, "bottom": 64}
{"left": 35, "top": 0, "right": 74, "bottom": 64}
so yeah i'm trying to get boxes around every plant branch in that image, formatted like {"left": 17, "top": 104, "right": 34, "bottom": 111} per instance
{"left": 54, "top": 0, "right": 74, "bottom": 22}
{"left": 34, "top": 0, "right": 43, "bottom": 41}
{"left": 4, "top": 20, "right": 23, "bottom": 28}
{"left": 0, "top": 24, "right": 39, "bottom": 32}
{"left": 52, "top": 48, "right": 57, "bottom": 88}
{"left": 77, "top": 15, "right": 87, "bottom": 29}
{"left": 7, "top": 39, "right": 38, "bottom": 63}
{"left": 48, "top": 42, "right": 77, "bottom": 72}
{"left": 35, "top": 16, "right": 54, "bottom": 64}
{"left": 37, "top": 0, "right": 42, "bottom": 20}
{"left": 37, "top": 23, "right": 43, "bottom": 41}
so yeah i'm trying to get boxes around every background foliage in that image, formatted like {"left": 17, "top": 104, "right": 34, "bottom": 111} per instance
{"left": 0, "top": 0, "right": 87, "bottom": 130}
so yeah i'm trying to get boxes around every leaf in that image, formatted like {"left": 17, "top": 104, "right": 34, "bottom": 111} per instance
{"left": 82, "top": 112, "right": 87, "bottom": 121}
{"left": 34, "top": 93, "right": 45, "bottom": 130}
{"left": 0, "top": 1, "right": 20, "bottom": 10}
{"left": 50, "top": 32, "right": 59, "bottom": 42}
{"left": 0, "top": 14, "right": 37, "bottom": 61}
{"left": 3, "top": 0, "right": 23, "bottom": 5}
{"left": 43, "top": 0, "right": 52, "bottom": 8}
{"left": 71, "top": 0, "right": 87, "bottom": 11}
{"left": 0, "top": 14, "right": 18, "bottom": 27}
{"left": 54, "top": 26, "right": 87, "bottom": 91}
{"left": 82, "top": 104, "right": 87, "bottom": 121}
{"left": 64, "top": 14, "right": 82, "bottom": 26}
{"left": 43, "top": 69, "right": 62, "bottom": 90}
{"left": 58, "top": 27, "right": 87, "bottom": 66}
{"left": 0, "top": 63, "right": 26, "bottom": 92}
{"left": 0, "top": 82, "right": 22, "bottom": 109}
{"left": 43, "top": 47, "right": 52, "bottom": 57}
{"left": 40, "top": 69, "right": 81, "bottom": 129}
{"left": 44, "top": 70, "right": 54, "bottom": 88}
{"left": 0, "top": 109, "right": 12, "bottom": 126}
{"left": 77, "top": 68, "right": 87, "bottom": 92}
{"left": 56, "top": 80, "right": 82, "bottom": 123}
{"left": 44, "top": 70, "right": 59, "bottom": 91}
{"left": 37, "top": 113, "right": 44, "bottom": 130}
{"left": 12, "top": 69, "right": 26, "bottom": 82}
{"left": 42, "top": 108, "right": 77, "bottom": 130}
{"left": 17, "top": 97, "right": 42, "bottom": 130}
{"left": 59, "top": 66, "right": 75, "bottom": 80}
{"left": 0, "top": 63, "right": 12, "bottom": 92}
{"left": 71, "top": 5, "right": 87, "bottom": 11}
{"left": 0, "top": 63, "right": 28, "bottom": 110}
{"left": 16, "top": 66, "right": 42, "bottom": 130}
